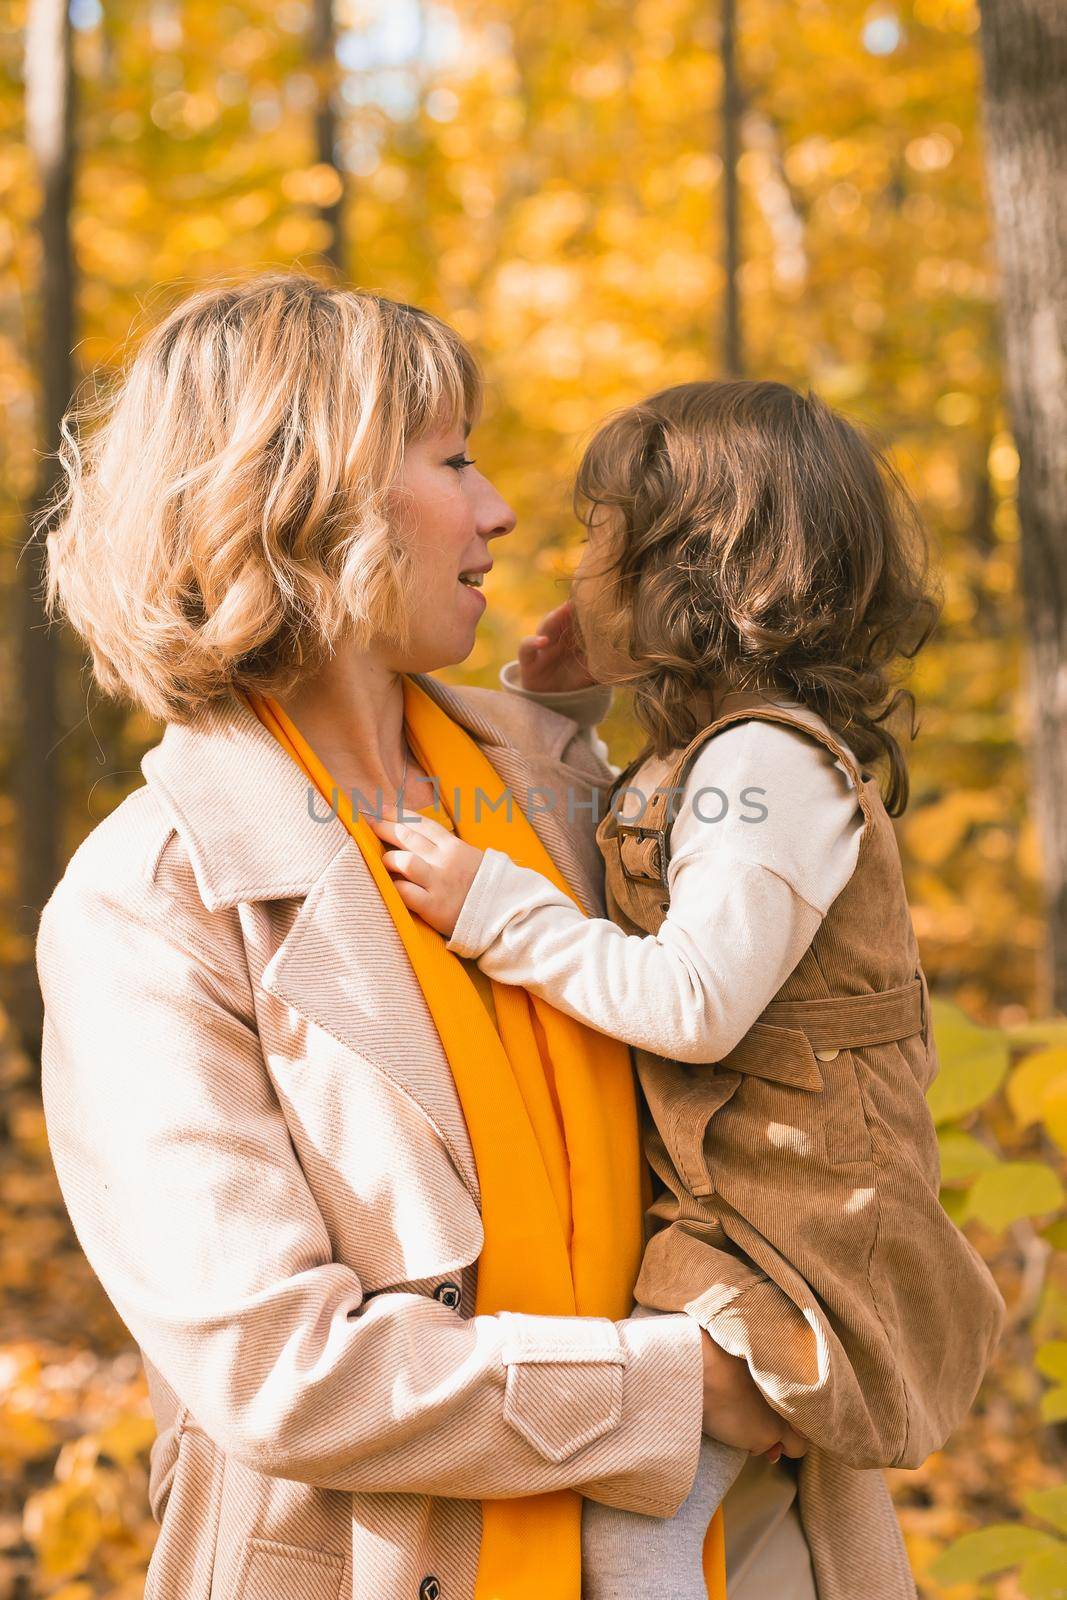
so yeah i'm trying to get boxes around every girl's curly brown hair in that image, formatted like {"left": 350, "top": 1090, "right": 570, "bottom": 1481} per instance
{"left": 573, "top": 379, "right": 942, "bottom": 815}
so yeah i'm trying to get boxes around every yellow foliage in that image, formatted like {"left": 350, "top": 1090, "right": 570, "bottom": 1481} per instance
{"left": 0, "top": 1403, "right": 57, "bottom": 1466}
{"left": 906, "top": 791, "right": 1006, "bottom": 868}
{"left": 0, "top": 0, "right": 1061, "bottom": 1593}
{"left": 1008, "top": 1050, "right": 1067, "bottom": 1129}
{"left": 281, "top": 164, "right": 345, "bottom": 206}
{"left": 95, "top": 1414, "right": 158, "bottom": 1468}
{"left": 1044, "top": 1080, "right": 1067, "bottom": 1156}
{"left": 23, "top": 1483, "right": 105, "bottom": 1581}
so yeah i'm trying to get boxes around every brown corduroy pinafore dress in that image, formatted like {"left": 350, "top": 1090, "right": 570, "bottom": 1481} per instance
{"left": 595, "top": 693, "right": 1005, "bottom": 1600}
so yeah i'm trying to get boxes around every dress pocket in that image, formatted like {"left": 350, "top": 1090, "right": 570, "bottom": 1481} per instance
{"left": 232, "top": 1538, "right": 346, "bottom": 1600}
{"left": 822, "top": 1049, "right": 874, "bottom": 1167}
{"left": 637, "top": 1055, "right": 744, "bottom": 1199}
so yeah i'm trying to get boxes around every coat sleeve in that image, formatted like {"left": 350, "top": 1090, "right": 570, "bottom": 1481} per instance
{"left": 35, "top": 830, "right": 703, "bottom": 1511}
{"left": 497, "top": 660, "right": 618, "bottom": 775}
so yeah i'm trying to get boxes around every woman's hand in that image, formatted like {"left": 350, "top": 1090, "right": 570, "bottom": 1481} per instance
{"left": 700, "top": 1330, "right": 807, "bottom": 1462}
{"left": 369, "top": 812, "right": 484, "bottom": 937}
{"left": 517, "top": 600, "right": 597, "bottom": 694}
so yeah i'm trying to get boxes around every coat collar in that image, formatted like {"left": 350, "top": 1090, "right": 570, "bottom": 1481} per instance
{"left": 140, "top": 672, "right": 592, "bottom": 913}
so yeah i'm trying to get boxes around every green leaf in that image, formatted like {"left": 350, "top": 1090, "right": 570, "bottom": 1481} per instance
{"left": 1042, "top": 1220, "right": 1067, "bottom": 1251}
{"left": 929, "top": 1525, "right": 1061, "bottom": 1584}
{"left": 938, "top": 1128, "right": 999, "bottom": 1185}
{"left": 928, "top": 999, "right": 1010, "bottom": 1125}
{"left": 1020, "top": 1544, "right": 1067, "bottom": 1600}
{"left": 939, "top": 1186, "right": 969, "bottom": 1225}
{"left": 1043, "top": 1079, "right": 1067, "bottom": 1154}
{"left": 1026, "top": 1487, "right": 1067, "bottom": 1537}
{"left": 1038, "top": 1280, "right": 1067, "bottom": 1337}
{"left": 1041, "top": 1387, "right": 1067, "bottom": 1424}
{"left": 1036, "top": 1343, "right": 1067, "bottom": 1384}
{"left": 1008, "top": 1050, "right": 1067, "bottom": 1128}
{"left": 963, "top": 1161, "right": 1066, "bottom": 1234}
{"left": 1005, "top": 1020, "right": 1067, "bottom": 1051}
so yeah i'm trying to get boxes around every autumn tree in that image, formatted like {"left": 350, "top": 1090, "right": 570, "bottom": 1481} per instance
{"left": 12, "top": 0, "right": 74, "bottom": 1053}
{"left": 310, "top": 0, "right": 344, "bottom": 275}
{"left": 977, "top": 0, "right": 1067, "bottom": 1013}
{"left": 720, "top": 0, "right": 742, "bottom": 374}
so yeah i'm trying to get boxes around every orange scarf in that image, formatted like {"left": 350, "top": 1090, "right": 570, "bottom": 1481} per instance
{"left": 246, "top": 677, "right": 726, "bottom": 1599}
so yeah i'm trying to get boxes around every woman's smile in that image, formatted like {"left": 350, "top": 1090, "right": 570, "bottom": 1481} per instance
{"left": 458, "top": 561, "right": 492, "bottom": 609}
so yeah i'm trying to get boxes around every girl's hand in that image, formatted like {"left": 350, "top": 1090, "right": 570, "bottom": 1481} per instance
{"left": 368, "top": 811, "right": 484, "bottom": 937}
{"left": 700, "top": 1331, "right": 807, "bottom": 1461}
{"left": 517, "top": 600, "right": 597, "bottom": 694}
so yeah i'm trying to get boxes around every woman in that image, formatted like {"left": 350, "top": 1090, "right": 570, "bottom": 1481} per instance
{"left": 34, "top": 273, "right": 805, "bottom": 1600}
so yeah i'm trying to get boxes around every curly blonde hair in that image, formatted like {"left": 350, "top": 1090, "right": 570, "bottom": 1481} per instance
{"left": 37, "top": 272, "right": 480, "bottom": 723}
{"left": 574, "top": 380, "right": 942, "bottom": 814}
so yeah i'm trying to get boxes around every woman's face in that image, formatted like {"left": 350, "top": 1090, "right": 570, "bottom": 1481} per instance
{"left": 387, "top": 420, "right": 516, "bottom": 672}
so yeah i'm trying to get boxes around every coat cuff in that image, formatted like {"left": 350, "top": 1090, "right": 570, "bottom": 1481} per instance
{"left": 499, "top": 659, "right": 614, "bottom": 729}
{"left": 578, "top": 1310, "right": 706, "bottom": 1517}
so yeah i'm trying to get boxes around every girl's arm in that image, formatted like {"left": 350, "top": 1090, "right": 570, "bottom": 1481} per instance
{"left": 495, "top": 601, "right": 618, "bottom": 769}
{"left": 499, "top": 657, "right": 615, "bottom": 771}
{"left": 373, "top": 722, "right": 864, "bottom": 1064}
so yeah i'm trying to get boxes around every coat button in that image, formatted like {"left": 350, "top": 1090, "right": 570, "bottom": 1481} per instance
{"left": 419, "top": 1579, "right": 441, "bottom": 1600}
{"left": 433, "top": 1282, "right": 461, "bottom": 1309}
{"left": 814, "top": 1047, "right": 841, "bottom": 1061}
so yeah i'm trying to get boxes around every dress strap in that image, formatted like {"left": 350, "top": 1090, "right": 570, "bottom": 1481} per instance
{"left": 612, "top": 694, "right": 876, "bottom": 892}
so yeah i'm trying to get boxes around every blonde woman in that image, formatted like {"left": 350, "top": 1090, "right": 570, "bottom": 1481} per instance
{"left": 34, "top": 274, "right": 798, "bottom": 1600}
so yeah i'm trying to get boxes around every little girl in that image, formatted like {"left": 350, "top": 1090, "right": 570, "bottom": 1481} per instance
{"left": 372, "top": 380, "right": 1005, "bottom": 1598}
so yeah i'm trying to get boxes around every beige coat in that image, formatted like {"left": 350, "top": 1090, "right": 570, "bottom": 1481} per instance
{"left": 35, "top": 678, "right": 706, "bottom": 1600}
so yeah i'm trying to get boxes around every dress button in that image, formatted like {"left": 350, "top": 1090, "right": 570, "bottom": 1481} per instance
{"left": 433, "top": 1282, "right": 461, "bottom": 1309}
{"left": 814, "top": 1047, "right": 841, "bottom": 1061}
{"left": 419, "top": 1579, "right": 441, "bottom": 1600}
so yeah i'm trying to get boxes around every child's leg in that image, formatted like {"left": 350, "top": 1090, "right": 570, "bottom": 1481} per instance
{"left": 581, "top": 1305, "right": 747, "bottom": 1600}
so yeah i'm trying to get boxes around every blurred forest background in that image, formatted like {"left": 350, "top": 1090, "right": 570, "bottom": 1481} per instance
{"left": 1, "top": 0, "right": 1067, "bottom": 1595}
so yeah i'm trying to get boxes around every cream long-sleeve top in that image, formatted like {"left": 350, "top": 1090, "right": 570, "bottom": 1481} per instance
{"left": 444, "top": 663, "right": 866, "bottom": 1064}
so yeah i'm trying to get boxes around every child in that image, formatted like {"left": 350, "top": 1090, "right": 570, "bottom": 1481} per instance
{"left": 371, "top": 380, "right": 1005, "bottom": 1598}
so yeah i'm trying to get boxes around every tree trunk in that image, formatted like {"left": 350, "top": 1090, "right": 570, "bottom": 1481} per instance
{"left": 11, "top": 0, "right": 74, "bottom": 1055}
{"left": 311, "top": 0, "right": 346, "bottom": 277}
{"left": 977, "top": 0, "right": 1067, "bottom": 1011}
{"left": 720, "top": 0, "right": 742, "bottom": 375}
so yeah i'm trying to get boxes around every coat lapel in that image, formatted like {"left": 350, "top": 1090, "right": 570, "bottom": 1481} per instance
{"left": 141, "top": 676, "right": 610, "bottom": 1206}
